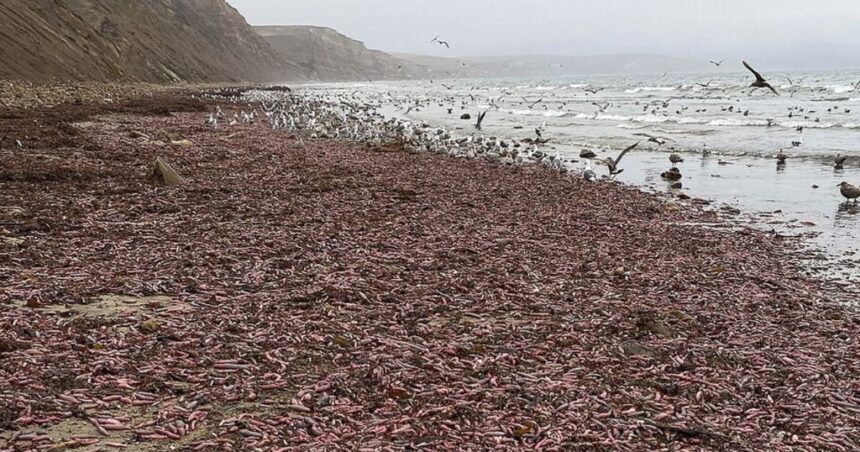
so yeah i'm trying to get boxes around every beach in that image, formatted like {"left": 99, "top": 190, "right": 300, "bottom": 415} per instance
{"left": 1, "top": 87, "right": 860, "bottom": 450}
{"left": 305, "top": 71, "right": 860, "bottom": 280}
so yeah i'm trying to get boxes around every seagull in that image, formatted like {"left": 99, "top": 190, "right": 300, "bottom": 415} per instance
{"left": 743, "top": 61, "right": 779, "bottom": 96}
{"left": 633, "top": 133, "right": 672, "bottom": 146}
{"left": 776, "top": 149, "right": 787, "bottom": 165}
{"left": 430, "top": 36, "right": 450, "bottom": 48}
{"left": 696, "top": 80, "right": 714, "bottom": 88}
{"left": 522, "top": 97, "right": 543, "bottom": 109}
{"left": 584, "top": 87, "right": 605, "bottom": 95}
{"left": 583, "top": 160, "right": 597, "bottom": 182}
{"left": 661, "top": 167, "right": 682, "bottom": 181}
{"left": 14, "top": 139, "right": 23, "bottom": 150}
{"left": 592, "top": 102, "right": 610, "bottom": 112}
{"left": 835, "top": 154, "right": 847, "bottom": 169}
{"left": 475, "top": 110, "right": 488, "bottom": 130}
{"left": 709, "top": 59, "right": 725, "bottom": 67}
{"left": 601, "top": 142, "right": 639, "bottom": 175}
{"left": 669, "top": 153, "right": 684, "bottom": 167}
{"left": 838, "top": 182, "right": 860, "bottom": 203}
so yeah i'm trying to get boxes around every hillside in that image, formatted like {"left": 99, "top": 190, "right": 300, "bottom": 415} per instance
{"left": 256, "top": 26, "right": 422, "bottom": 82}
{"left": 0, "top": 0, "right": 290, "bottom": 83}
{"left": 395, "top": 53, "right": 718, "bottom": 78}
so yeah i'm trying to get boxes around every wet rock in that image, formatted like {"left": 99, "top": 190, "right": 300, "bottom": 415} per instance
{"left": 460, "top": 114, "right": 471, "bottom": 120}
{"left": 670, "top": 182, "right": 683, "bottom": 189}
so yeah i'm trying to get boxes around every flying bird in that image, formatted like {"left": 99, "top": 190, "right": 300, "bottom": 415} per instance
{"left": 601, "top": 142, "right": 639, "bottom": 175}
{"left": 633, "top": 133, "right": 672, "bottom": 146}
{"left": 475, "top": 110, "right": 488, "bottom": 130}
{"left": 584, "top": 87, "right": 605, "bottom": 95}
{"left": 430, "top": 36, "right": 450, "bottom": 48}
{"left": 743, "top": 61, "right": 779, "bottom": 96}
{"left": 522, "top": 98, "right": 543, "bottom": 109}
{"left": 592, "top": 102, "right": 610, "bottom": 112}
{"left": 709, "top": 59, "right": 725, "bottom": 67}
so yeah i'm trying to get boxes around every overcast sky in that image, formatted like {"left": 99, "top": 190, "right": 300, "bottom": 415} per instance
{"left": 227, "top": 0, "right": 860, "bottom": 68}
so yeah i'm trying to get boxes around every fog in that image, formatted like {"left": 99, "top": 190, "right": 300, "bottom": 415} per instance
{"left": 228, "top": 0, "right": 860, "bottom": 69}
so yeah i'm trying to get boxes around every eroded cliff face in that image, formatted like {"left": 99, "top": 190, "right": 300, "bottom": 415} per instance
{"left": 0, "top": 0, "right": 291, "bottom": 82}
{"left": 255, "top": 26, "right": 421, "bottom": 82}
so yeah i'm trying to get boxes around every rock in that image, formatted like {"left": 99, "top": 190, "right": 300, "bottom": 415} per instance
{"left": 677, "top": 193, "right": 691, "bottom": 200}
{"left": 663, "top": 202, "right": 680, "bottom": 213}
{"left": 129, "top": 131, "right": 150, "bottom": 139}
{"left": 613, "top": 267, "right": 626, "bottom": 276}
{"left": 150, "top": 157, "right": 185, "bottom": 186}
{"left": 460, "top": 113, "right": 471, "bottom": 120}
{"left": 670, "top": 182, "right": 683, "bottom": 189}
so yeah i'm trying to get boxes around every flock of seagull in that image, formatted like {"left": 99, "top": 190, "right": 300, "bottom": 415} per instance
{"left": 192, "top": 58, "right": 860, "bottom": 205}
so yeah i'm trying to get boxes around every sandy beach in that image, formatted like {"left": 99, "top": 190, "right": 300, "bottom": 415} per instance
{"left": 1, "top": 89, "right": 860, "bottom": 450}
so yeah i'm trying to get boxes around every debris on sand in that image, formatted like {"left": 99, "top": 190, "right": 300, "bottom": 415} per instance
{"left": 149, "top": 156, "right": 184, "bottom": 186}
{"left": 1, "top": 92, "right": 859, "bottom": 451}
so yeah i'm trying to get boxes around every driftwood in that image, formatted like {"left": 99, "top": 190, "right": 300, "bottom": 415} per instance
{"left": 149, "top": 157, "right": 184, "bottom": 186}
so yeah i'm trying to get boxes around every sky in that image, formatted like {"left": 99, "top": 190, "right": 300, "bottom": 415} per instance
{"left": 227, "top": 0, "right": 860, "bottom": 69}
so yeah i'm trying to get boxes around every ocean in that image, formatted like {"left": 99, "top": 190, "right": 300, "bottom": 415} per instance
{"left": 298, "top": 69, "right": 860, "bottom": 280}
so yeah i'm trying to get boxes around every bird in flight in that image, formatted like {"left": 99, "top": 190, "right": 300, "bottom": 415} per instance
{"left": 709, "top": 59, "right": 725, "bottom": 67}
{"left": 592, "top": 102, "right": 610, "bottom": 113}
{"left": 633, "top": 133, "right": 672, "bottom": 146}
{"left": 743, "top": 61, "right": 779, "bottom": 96}
{"left": 522, "top": 97, "right": 543, "bottom": 109}
{"left": 601, "top": 142, "right": 639, "bottom": 175}
{"left": 475, "top": 111, "right": 488, "bottom": 130}
{"left": 430, "top": 36, "right": 450, "bottom": 48}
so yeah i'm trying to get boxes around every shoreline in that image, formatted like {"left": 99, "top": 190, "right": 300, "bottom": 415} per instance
{"left": 1, "top": 89, "right": 859, "bottom": 449}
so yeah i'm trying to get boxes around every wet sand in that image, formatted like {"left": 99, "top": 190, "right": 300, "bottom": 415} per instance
{"left": 1, "top": 91, "right": 860, "bottom": 450}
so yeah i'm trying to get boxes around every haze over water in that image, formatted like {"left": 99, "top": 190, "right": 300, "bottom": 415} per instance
{"left": 301, "top": 68, "right": 860, "bottom": 279}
